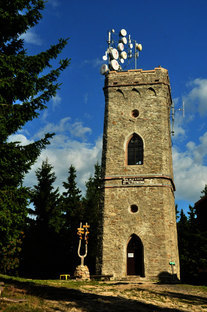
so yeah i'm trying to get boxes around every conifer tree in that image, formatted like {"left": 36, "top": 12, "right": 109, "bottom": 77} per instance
{"left": 23, "top": 159, "right": 62, "bottom": 278}
{"left": 177, "top": 206, "right": 207, "bottom": 283}
{"left": 201, "top": 184, "right": 207, "bottom": 198}
{"left": 83, "top": 163, "right": 101, "bottom": 273}
{"left": 61, "top": 165, "right": 83, "bottom": 272}
{"left": 0, "top": 0, "right": 69, "bottom": 273}
{"left": 62, "top": 165, "right": 83, "bottom": 228}
{"left": 31, "top": 159, "right": 62, "bottom": 233}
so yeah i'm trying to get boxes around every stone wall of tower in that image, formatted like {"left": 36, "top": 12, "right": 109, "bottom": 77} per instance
{"left": 98, "top": 67, "right": 180, "bottom": 280}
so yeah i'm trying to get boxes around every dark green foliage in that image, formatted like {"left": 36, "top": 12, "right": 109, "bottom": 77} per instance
{"left": 30, "top": 159, "right": 62, "bottom": 233}
{"left": 201, "top": 184, "right": 207, "bottom": 198}
{"left": 0, "top": 0, "right": 69, "bottom": 274}
{"left": 62, "top": 165, "right": 83, "bottom": 227}
{"left": 177, "top": 205, "right": 207, "bottom": 284}
{"left": 22, "top": 160, "right": 63, "bottom": 278}
{"left": 83, "top": 163, "right": 101, "bottom": 273}
{"left": 61, "top": 165, "right": 83, "bottom": 273}
{"left": 0, "top": 187, "right": 28, "bottom": 274}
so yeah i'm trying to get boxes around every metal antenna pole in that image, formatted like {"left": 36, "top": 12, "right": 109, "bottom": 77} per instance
{"left": 171, "top": 101, "right": 175, "bottom": 136}
{"left": 134, "top": 40, "right": 137, "bottom": 69}
{"left": 107, "top": 30, "right": 111, "bottom": 48}
{"left": 100, "top": 28, "right": 142, "bottom": 74}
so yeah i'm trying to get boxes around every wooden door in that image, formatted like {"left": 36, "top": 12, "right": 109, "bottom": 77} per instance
{"left": 127, "top": 234, "right": 144, "bottom": 276}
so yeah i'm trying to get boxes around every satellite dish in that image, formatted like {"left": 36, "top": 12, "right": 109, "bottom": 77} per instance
{"left": 120, "top": 51, "right": 127, "bottom": 59}
{"left": 102, "top": 55, "right": 107, "bottom": 61}
{"left": 120, "top": 58, "right": 124, "bottom": 64}
{"left": 120, "top": 29, "right": 127, "bottom": 37}
{"left": 110, "top": 48, "right": 119, "bottom": 60}
{"left": 117, "top": 42, "right": 124, "bottom": 51}
{"left": 100, "top": 64, "right": 109, "bottom": 75}
{"left": 110, "top": 59, "right": 119, "bottom": 70}
{"left": 136, "top": 43, "right": 142, "bottom": 51}
{"left": 120, "top": 37, "right": 127, "bottom": 44}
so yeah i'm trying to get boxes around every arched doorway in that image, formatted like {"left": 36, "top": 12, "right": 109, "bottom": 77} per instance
{"left": 127, "top": 234, "right": 145, "bottom": 276}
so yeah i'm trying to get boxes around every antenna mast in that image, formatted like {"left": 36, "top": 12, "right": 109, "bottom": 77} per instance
{"left": 100, "top": 28, "right": 143, "bottom": 75}
{"left": 171, "top": 101, "right": 185, "bottom": 136}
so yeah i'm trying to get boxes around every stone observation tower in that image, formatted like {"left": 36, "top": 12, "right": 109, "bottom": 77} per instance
{"left": 97, "top": 29, "right": 180, "bottom": 280}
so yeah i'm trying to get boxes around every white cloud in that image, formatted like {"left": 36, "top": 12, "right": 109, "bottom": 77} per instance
{"left": 15, "top": 117, "right": 101, "bottom": 194}
{"left": 35, "top": 117, "right": 71, "bottom": 138}
{"left": 7, "top": 134, "right": 34, "bottom": 146}
{"left": 20, "top": 29, "right": 42, "bottom": 46}
{"left": 69, "top": 122, "right": 92, "bottom": 139}
{"left": 171, "top": 98, "right": 185, "bottom": 138}
{"left": 173, "top": 131, "right": 207, "bottom": 202}
{"left": 173, "top": 112, "right": 185, "bottom": 139}
{"left": 186, "top": 132, "right": 207, "bottom": 164}
{"left": 36, "top": 117, "right": 92, "bottom": 140}
{"left": 52, "top": 94, "right": 61, "bottom": 111}
{"left": 42, "top": 109, "right": 49, "bottom": 121}
{"left": 23, "top": 135, "right": 102, "bottom": 194}
{"left": 82, "top": 58, "right": 103, "bottom": 68}
{"left": 184, "top": 78, "right": 207, "bottom": 116}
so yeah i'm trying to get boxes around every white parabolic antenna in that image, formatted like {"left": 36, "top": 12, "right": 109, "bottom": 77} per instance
{"left": 117, "top": 42, "right": 124, "bottom": 51}
{"left": 110, "top": 48, "right": 119, "bottom": 60}
{"left": 136, "top": 43, "right": 142, "bottom": 51}
{"left": 120, "top": 37, "right": 127, "bottom": 44}
{"left": 100, "top": 64, "right": 109, "bottom": 75}
{"left": 120, "top": 29, "right": 127, "bottom": 37}
{"left": 100, "top": 28, "right": 143, "bottom": 74}
{"left": 110, "top": 59, "right": 119, "bottom": 70}
{"left": 120, "top": 51, "right": 127, "bottom": 59}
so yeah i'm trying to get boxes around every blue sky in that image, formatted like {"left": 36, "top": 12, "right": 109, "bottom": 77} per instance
{"left": 10, "top": 0, "right": 207, "bottom": 214}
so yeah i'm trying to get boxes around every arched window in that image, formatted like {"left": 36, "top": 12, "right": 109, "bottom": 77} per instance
{"left": 128, "top": 133, "right": 143, "bottom": 165}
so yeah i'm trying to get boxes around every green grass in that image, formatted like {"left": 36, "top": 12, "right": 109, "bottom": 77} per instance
{"left": 1, "top": 304, "right": 43, "bottom": 312}
{"left": 175, "top": 283, "right": 207, "bottom": 292}
{"left": 1, "top": 274, "right": 207, "bottom": 312}
{"left": 0, "top": 273, "right": 106, "bottom": 290}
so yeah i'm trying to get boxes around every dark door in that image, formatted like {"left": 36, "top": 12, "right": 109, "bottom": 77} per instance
{"left": 127, "top": 234, "right": 144, "bottom": 276}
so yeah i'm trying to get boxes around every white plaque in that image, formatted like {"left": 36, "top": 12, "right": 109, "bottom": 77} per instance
{"left": 128, "top": 253, "right": 134, "bottom": 258}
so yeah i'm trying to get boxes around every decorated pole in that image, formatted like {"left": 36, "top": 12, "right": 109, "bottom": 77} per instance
{"left": 77, "top": 222, "right": 90, "bottom": 266}
{"left": 74, "top": 222, "right": 90, "bottom": 280}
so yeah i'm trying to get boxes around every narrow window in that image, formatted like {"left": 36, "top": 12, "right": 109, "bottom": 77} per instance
{"left": 128, "top": 133, "right": 143, "bottom": 165}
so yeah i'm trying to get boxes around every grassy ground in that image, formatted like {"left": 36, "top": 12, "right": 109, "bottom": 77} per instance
{"left": 0, "top": 274, "right": 207, "bottom": 311}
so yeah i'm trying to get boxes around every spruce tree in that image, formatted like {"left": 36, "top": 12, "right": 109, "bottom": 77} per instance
{"left": 23, "top": 159, "right": 62, "bottom": 278}
{"left": 62, "top": 165, "right": 83, "bottom": 228}
{"left": 31, "top": 159, "right": 62, "bottom": 233}
{"left": 83, "top": 163, "right": 101, "bottom": 273}
{"left": 177, "top": 206, "right": 207, "bottom": 284}
{"left": 201, "top": 184, "right": 207, "bottom": 198}
{"left": 0, "top": 1, "right": 69, "bottom": 273}
{"left": 61, "top": 165, "right": 83, "bottom": 273}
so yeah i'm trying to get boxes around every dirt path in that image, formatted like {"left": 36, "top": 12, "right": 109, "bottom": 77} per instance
{"left": 1, "top": 280, "right": 207, "bottom": 311}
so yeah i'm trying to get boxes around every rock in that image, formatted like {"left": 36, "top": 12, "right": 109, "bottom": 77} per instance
{"left": 74, "top": 265, "right": 90, "bottom": 280}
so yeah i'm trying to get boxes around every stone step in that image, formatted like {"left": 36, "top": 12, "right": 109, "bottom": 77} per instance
{"left": 119, "top": 276, "right": 156, "bottom": 284}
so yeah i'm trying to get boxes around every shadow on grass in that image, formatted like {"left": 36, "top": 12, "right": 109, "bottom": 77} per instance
{"left": 154, "top": 288, "right": 207, "bottom": 306}
{"left": 115, "top": 283, "right": 207, "bottom": 307}
{"left": 0, "top": 276, "right": 192, "bottom": 312}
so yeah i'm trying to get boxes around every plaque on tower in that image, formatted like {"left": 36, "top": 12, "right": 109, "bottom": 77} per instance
{"left": 122, "top": 177, "right": 144, "bottom": 185}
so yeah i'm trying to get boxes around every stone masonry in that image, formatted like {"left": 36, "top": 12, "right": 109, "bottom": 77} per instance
{"left": 97, "top": 67, "right": 180, "bottom": 280}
